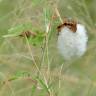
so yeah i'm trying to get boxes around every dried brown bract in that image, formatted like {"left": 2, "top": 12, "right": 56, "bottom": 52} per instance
{"left": 57, "top": 18, "right": 77, "bottom": 33}
{"left": 19, "top": 31, "right": 37, "bottom": 38}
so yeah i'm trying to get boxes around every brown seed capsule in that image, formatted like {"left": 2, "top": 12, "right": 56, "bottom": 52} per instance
{"left": 19, "top": 31, "right": 37, "bottom": 38}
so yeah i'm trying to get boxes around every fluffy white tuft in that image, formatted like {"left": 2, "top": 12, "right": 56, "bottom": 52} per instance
{"left": 57, "top": 24, "right": 88, "bottom": 60}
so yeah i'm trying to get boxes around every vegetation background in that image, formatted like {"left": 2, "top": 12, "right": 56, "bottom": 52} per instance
{"left": 0, "top": 0, "right": 96, "bottom": 96}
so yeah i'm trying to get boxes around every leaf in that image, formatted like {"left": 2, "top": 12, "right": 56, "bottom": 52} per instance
{"left": 6, "top": 71, "right": 30, "bottom": 82}
{"left": 8, "top": 22, "right": 33, "bottom": 34}
{"left": 3, "top": 22, "right": 45, "bottom": 46}
{"left": 28, "top": 31, "right": 45, "bottom": 46}
{"left": 15, "top": 71, "right": 30, "bottom": 78}
{"left": 36, "top": 77, "right": 49, "bottom": 93}
{"left": 31, "top": 85, "right": 37, "bottom": 96}
{"left": 3, "top": 22, "right": 33, "bottom": 38}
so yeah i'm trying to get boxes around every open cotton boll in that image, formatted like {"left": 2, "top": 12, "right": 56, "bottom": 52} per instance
{"left": 57, "top": 24, "right": 88, "bottom": 60}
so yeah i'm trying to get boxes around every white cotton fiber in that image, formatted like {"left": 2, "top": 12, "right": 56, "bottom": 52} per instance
{"left": 57, "top": 24, "right": 88, "bottom": 60}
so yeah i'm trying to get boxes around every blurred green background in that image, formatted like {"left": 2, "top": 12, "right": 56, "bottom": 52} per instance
{"left": 0, "top": 0, "right": 96, "bottom": 96}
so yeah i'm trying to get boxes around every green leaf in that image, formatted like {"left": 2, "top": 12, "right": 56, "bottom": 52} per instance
{"left": 7, "top": 71, "right": 30, "bottom": 82}
{"left": 36, "top": 77, "right": 49, "bottom": 93}
{"left": 15, "top": 71, "right": 30, "bottom": 78}
{"left": 8, "top": 22, "right": 33, "bottom": 34}
{"left": 28, "top": 31, "right": 45, "bottom": 46}
{"left": 3, "top": 22, "right": 45, "bottom": 46}
{"left": 3, "top": 22, "right": 33, "bottom": 38}
{"left": 31, "top": 85, "right": 37, "bottom": 96}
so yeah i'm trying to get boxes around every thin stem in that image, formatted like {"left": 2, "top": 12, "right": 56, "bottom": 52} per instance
{"left": 25, "top": 36, "right": 44, "bottom": 78}
{"left": 25, "top": 36, "right": 51, "bottom": 95}
{"left": 54, "top": 6, "right": 63, "bottom": 24}
{"left": 58, "top": 63, "right": 64, "bottom": 89}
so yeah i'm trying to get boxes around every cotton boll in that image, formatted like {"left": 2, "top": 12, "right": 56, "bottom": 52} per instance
{"left": 57, "top": 24, "right": 88, "bottom": 60}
